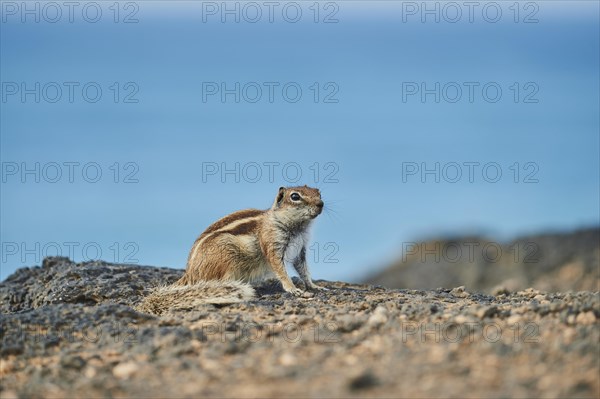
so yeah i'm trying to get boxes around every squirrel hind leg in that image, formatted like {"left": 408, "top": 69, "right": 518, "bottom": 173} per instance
{"left": 136, "top": 280, "right": 255, "bottom": 315}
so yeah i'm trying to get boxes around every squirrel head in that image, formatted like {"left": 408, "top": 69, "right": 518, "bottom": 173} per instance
{"left": 271, "top": 185, "right": 324, "bottom": 221}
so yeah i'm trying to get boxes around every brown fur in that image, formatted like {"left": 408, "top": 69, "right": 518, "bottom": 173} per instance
{"left": 200, "top": 209, "right": 264, "bottom": 238}
{"left": 138, "top": 186, "right": 324, "bottom": 314}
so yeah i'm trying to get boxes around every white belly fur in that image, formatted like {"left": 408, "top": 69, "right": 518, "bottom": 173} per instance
{"left": 284, "top": 232, "right": 307, "bottom": 265}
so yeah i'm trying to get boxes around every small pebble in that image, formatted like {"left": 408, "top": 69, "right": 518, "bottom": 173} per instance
{"left": 450, "top": 286, "right": 469, "bottom": 298}
{"left": 113, "top": 361, "right": 139, "bottom": 379}
{"left": 367, "top": 306, "right": 388, "bottom": 327}
{"left": 575, "top": 311, "right": 597, "bottom": 325}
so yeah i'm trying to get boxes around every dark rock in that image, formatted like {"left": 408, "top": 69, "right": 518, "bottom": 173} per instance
{"left": 349, "top": 371, "right": 379, "bottom": 390}
{"left": 364, "top": 227, "right": 599, "bottom": 294}
{"left": 0, "top": 257, "right": 183, "bottom": 313}
{"left": 60, "top": 355, "right": 86, "bottom": 370}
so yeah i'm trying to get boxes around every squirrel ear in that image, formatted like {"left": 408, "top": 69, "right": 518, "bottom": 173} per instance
{"left": 274, "top": 187, "right": 285, "bottom": 208}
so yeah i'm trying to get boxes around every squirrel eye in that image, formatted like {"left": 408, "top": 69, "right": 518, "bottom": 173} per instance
{"left": 290, "top": 193, "right": 301, "bottom": 201}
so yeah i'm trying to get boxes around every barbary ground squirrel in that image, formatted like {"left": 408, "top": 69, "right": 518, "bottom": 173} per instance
{"left": 138, "top": 186, "right": 325, "bottom": 314}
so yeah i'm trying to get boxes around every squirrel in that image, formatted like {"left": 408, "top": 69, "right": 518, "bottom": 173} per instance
{"left": 137, "top": 185, "right": 325, "bottom": 314}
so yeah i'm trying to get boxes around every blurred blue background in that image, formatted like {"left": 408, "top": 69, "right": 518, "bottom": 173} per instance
{"left": 1, "top": 1, "right": 598, "bottom": 282}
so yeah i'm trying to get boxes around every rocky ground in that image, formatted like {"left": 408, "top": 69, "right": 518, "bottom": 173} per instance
{"left": 1, "top": 257, "right": 599, "bottom": 398}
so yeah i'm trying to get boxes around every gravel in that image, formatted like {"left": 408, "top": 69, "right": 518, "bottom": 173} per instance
{"left": 1, "top": 257, "right": 598, "bottom": 398}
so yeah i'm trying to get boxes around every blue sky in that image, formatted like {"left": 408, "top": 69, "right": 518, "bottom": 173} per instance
{"left": 1, "top": 1, "right": 599, "bottom": 282}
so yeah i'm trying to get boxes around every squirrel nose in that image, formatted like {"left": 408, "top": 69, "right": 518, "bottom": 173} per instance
{"left": 317, "top": 200, "right": 324, "bottom": 208}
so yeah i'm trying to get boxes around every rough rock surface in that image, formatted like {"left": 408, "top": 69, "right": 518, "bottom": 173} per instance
{"left": 1, "top": 257, "right": 599, "bottom": 398}
{"left": 365, "top": 227, "right": 600, "bottom": 293}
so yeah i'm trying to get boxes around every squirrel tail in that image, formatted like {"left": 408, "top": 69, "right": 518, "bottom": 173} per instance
{"left": 136, "top": 280, "right": 255, "bottom": 315}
